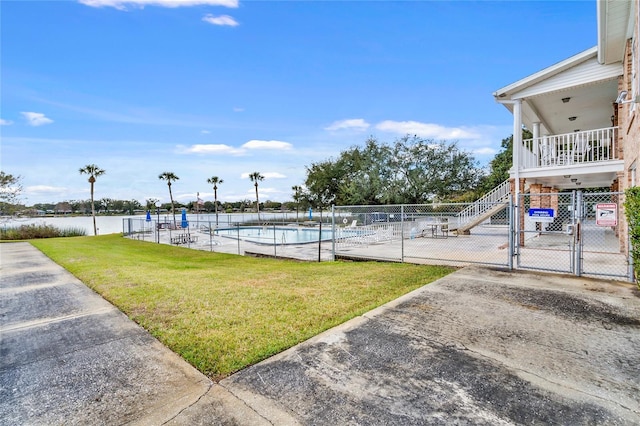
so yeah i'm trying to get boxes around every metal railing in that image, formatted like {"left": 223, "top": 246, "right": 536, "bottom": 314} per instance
{"left": 457, "top": 180, "right": 510, "bottom": 231}
{"left": 520, "top": 126, "right": 619, "bottom": 169}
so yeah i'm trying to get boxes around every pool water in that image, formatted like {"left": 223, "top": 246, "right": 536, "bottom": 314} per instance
{"left": 213, "top": 226, "right": 335, "bottom": 245}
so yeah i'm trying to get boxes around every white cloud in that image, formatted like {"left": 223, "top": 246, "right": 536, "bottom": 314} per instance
{"left": 200, "top": 130, "right": 210, "bottom": 134}
{"left": 233, "top": 107, "right": 244, "bottom": 112}
{"left": 202, "top": 14, "right": 239, "bottom": 26}
{"left": 0, "top": 119, "right": 13, "bottom": 126}
{"left": 473, "top": 147, "right": 497, "bottom": 155}
{"left": 21, "top": 112, "right": 54, "bottom": 127}
{"left": 177, "top": 144, "right": 244, "bottom": 155}
{"left": 375, "top": 120, "right": 480, "bottom": 139}
{"left": 26, "top": 185, "right": 67, "bottom": 193}
{"left": 79, "top": 0, "right": 238, "bottom": 11}
{"left": 241, "top": 140, "right": 292, "bottom": 150}
{"left": 324, "top": 118, "right": 370, "bottom": 131}
{"left": 240, "top": 172, "right": 286, "bottom": 179}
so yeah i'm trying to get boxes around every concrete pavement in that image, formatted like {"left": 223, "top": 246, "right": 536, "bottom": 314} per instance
{"left": 2, "top": 242, "right": 639, "bottom": 425}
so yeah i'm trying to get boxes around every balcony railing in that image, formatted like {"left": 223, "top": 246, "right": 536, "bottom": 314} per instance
{"left": 520, "top": 127, "right": 619, "bottom": 169}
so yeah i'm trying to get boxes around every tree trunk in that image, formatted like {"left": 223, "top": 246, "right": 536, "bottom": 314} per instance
{"left": 90, "top": 178, "right": 97, "bottom": 236}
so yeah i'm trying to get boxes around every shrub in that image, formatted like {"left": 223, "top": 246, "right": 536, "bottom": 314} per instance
{"left": 623, "top": 186, "right": 640, "bottom": 285}
{"left": 0, "top": 224, "right": 87, "bottom": 240}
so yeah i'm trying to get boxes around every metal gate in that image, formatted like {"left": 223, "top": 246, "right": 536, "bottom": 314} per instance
{"left": 517, "top": 191, "right": 629, "bottom": 280}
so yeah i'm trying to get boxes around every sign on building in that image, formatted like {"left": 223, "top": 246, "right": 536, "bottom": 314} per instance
{"left": 596, "top": 203, "right": 617, "bottom": 226}
{"left": 529, "top": 208, "right": 555, "bottom": 223}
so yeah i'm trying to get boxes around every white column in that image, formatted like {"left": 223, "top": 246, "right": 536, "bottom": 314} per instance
{"left": 532, "top": 121, "right": 541, "bottom": 166}
{"left": 513, "top": 99, "right": 522, "bottom": 250}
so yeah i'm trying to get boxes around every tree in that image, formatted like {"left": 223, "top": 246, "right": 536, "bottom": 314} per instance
{"left": 158, "top": 172, "right": 179, "bottom": 224}
{"left": 304, "top": 136, "right": 480, "bottom": 205}
{"left": 206, "top": 176, "right": 224, "bottom": 226}
{"left": 479, "top": 129, "right": 532, "bottom": 194}
{"left": 0, "top": 171, "right": 23, "bottom": 215}
{"left": 79, "top": 164, "right": 105, "bottom": 236}
{"left": 292, "top": 185, "right": 302, "bottom": 222}
{"left": 146, "top": 198, "right": 159, "bottom": 213}
{"left": 248, "top": 172, "right": 264, "bottom": 221}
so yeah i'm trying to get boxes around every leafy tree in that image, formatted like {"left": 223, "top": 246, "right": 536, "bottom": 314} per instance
{"left": 79, "top": 164, "right": 105, "bottom": 236}
{"left": 207, "top": 176, "right": 224, "bottom": 226}
{"left": 479, "top": 129, "right": 532, "bottom": 194}
{"left": 304, "top": 136, "right": 480, "bottom": 205}
{"left": 146, "top": 198, "right": 159, "bottom": 213}
{"left": 158, "top": 172, "right": 179, "bottom": 224}
{"left": 248, "top": 172, "right": 264, "bottom": 220}
{"left": 292, "top": 185, "right": 303, "bottom": 222}
{"left": 391, "top": 137, "right": 480, "bottom": 203}
{"left": 0, "top": 171, "right": 23, "bottom": 215}
{"left": 304, "top": 159, "right": 348, "bottom": 207}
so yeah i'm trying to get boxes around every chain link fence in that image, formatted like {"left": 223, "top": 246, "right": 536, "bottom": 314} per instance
{"left": 333, "top": 203, "right": 511, "bottom": 267}
{"left": 122, "top": 194, "right": 631, "bottom": 281}
{"left": 123, "top": 214, "right": 334, "bottom": 261}
{"left": 517, "top": 191, "right": 629, "bottom": 280}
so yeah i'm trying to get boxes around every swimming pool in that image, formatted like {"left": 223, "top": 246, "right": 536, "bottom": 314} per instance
{"left": 213, "top": 226, "right": 335, "bottom": 245}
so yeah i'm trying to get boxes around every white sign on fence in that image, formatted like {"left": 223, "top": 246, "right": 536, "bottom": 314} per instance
{"left": 596, "top": 203, "right": 617, "bottom": 226}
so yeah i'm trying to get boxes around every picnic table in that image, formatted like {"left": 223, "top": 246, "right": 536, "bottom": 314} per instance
{"left": 170, "top": 234, "right": 198, "bottom": 245}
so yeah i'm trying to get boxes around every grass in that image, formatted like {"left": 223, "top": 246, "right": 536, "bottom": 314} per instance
{"left": 31, "top": 234, "right": 454, "bottom": 380}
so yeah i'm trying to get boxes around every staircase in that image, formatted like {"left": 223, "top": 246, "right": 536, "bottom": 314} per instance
{"left": 456, "top": 180, "right": 510, "bottom": 234}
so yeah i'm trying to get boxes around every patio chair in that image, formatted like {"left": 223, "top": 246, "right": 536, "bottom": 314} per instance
{"left": 573, "top": 135, "right": 590, "bottom": 163}
{"left": 539, "top": 138, "right": 556, "bottom": 166}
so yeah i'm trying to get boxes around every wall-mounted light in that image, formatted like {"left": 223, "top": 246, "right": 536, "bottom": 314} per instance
{"left": 568, "top": 116, "right": 577, "bottom": 121}
{"left": 616, "top": 90, "right": 640, "bottom": 104}
{"left": 571, "top": 178, "right": 578, "bottom": 182}
{"left": 563, "top": 175, "right": 571, "bottom": 178}
{"left": 575, "top": 182, "right": 582, "bottom": 186}
{"left": 562, "top": 97, "right": 571, "bottom": 103}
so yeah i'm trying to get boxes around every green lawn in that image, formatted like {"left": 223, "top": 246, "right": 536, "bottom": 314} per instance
{"left": 31, "top": 234, "right": 454, "bottom": 380}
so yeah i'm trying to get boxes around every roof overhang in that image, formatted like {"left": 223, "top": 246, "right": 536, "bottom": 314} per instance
{"left": 493, "top": 47, "right": 622, "bottom": 135}
{"left": 597, "top": 0, "right": 635, "bottom": 64}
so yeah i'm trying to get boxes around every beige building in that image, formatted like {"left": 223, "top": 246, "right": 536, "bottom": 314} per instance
{"left": 494, "top": 0, "right": 639, "bottom": 255}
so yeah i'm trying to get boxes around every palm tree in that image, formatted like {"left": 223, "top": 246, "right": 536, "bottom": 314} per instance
{"left": 79, "top": 164, "right": 105, "bottom": 236}
{"left": 292, "top": 185, "right": 302, "bottom": 223}
{"left": 206, "top": 176, "right": 224, "bottom": 226}
{"left": 249, "top": 171, "right": 264, "bottom": 221}
{"left": 158, "top": 172, "right": 179, "bottom": 224}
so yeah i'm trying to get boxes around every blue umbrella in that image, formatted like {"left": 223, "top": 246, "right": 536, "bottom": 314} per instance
{"left": 145, "top": 210, "right": 151, "bottom": 222}
{"left": 181, "top": 208, "right": 189, "bottom": 229}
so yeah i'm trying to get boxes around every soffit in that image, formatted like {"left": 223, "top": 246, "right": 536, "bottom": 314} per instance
{"left": 494, "top": 48, "right": 622, "bottom": 136}
{"left": 598, "top": 0, "right": 634, "bottom": 64}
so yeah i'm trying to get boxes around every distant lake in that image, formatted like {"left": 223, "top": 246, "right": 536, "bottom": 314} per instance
{"left": 1, "top": 211, "right": 318, "bottom": 236}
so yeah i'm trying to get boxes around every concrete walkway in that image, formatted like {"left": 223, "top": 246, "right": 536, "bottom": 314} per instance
{"left": 2, "top": 242, "right": 639, "bottom": 425}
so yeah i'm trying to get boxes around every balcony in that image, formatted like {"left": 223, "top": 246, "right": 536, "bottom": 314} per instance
{"left": 519, "top": 127, "right": 619, "bottom": 170}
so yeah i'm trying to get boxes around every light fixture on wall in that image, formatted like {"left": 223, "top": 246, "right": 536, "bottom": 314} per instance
{"left": 563, "top": 175, "right": 571, "bottom": 178}
{"left": 562, "top": 97, "right": 571, "bottom": 103}
{"left": 568, "top": 116, "right": 577, "bottom": 121}
{"left": 616, "top": 90, "right": 640, "bottom": 104}
{"left": 571, "top": 178, "right": 578, "bottom": 182}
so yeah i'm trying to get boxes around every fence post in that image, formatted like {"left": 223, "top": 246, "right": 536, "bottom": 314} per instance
{"left": 273, "top": 223, "right": 277, "bottom": 258}
{"left": 508, "top": 198, "right": 514, "bottom": 270}
{"left": 575, "top": 190, "right": 583, "bottom": 277}
{"left": 400, "top": 205, "right": 405, "bottom": 263}
{"left": 331, "top": 205, "right": 336, "bottom": 261}
{"left": 237, "top": 224, "right": 240, "bottom": 255}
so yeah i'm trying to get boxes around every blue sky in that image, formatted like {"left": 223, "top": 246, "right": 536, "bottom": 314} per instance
{"left": 1, "top": 0, "right": 597, "bottom": 206}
